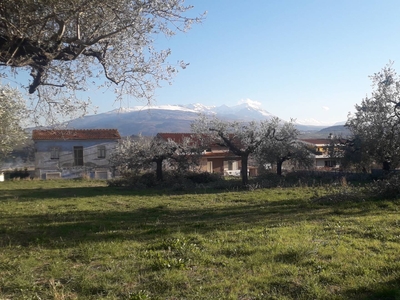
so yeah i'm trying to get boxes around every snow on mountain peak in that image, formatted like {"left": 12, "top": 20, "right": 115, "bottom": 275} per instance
{"left": 183, "top": 103, "right": 215, "bottom": 112}
{"left": 110, "top": 104, "right": 198, "bottom": 114}
{"left": 107, "top": 101, "right": 275, "bottom": 120}
{"left": 238, "top": 98, "right": 263, "bottom": 110}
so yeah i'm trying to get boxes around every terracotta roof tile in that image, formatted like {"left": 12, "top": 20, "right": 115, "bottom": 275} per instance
{"left": 32, "top": 129, "right": 121, "bottom": 140}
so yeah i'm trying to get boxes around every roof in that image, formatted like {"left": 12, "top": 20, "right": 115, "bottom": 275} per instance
{"left": 203, "top": 151, "right": 240, "bottom": 158}
{"left": 299, "top": 139, "right": 332, "bottom": 146}
{"left": 32, "top": 129, "right": 121, "bottom": 140}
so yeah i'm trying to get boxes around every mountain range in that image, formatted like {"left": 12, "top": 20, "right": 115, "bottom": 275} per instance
{"left": 64, "top": 102, "right": 349, "bottom": 137}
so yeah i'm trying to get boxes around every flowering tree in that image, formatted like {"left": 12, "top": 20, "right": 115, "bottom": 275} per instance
{"left": 192, "top": 116, "right": 279, "bottom": 185}
{"left": 0, "top": 0, "right": 204, "bottom": 123}
{"left": 0, "top": 83, "right": 28, "bottom": 161}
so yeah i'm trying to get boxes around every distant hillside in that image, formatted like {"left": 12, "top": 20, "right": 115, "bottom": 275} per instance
{"left": 318, "top": 125, "right": 351, "bottom": 136}
{"left": 54, "top": 102, "right": 340, "bottom": 136}
{"left": 65, "top": 103, "right": 278, "bottom": 136}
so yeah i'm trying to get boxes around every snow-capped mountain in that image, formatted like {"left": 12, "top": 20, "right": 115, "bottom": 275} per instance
{"left": 65, "top": 102, "right": 280, "bottom": 136}
{"left": 62, "top": 100, "right": 343, "bottom": 136}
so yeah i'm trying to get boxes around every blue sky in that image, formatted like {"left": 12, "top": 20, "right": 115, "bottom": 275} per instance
{"left": 6, "top": 0, "right": 400, "bottom": 125}
{"left": 132, "top": 0, "right": 400, "bottom": 125}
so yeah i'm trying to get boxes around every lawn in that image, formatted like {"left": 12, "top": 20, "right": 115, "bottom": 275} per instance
{"left": 0, "top": 180, "right": 399, "bottom": 299}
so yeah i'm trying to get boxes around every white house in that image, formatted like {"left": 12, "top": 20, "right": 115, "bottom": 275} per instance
{"left": 32, "top": 129, "right": 121, "bottom": 179}
{"left": 300, "top": 138, "right": 340, "bottom": 169}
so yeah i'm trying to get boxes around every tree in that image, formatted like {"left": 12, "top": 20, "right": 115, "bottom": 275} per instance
{"left": 255, "top": 121, "right": 313, "bottom": 176}
{"left": 328, "top": 135, "right": 371, "bottom": 172}
{"left": 0, "top": 83, "right": 28, "bottom": 161}
{"left": 191, "top": 116, "right": 279, "bottom": 185}
{"left": 346, "top": 63, "right": 400, "bottom": 171}
{"left": 0, "top": 0, "right": 204, "bottom": 123}
{"left": 110, "top": 134, "right": 199, "bottom": 181}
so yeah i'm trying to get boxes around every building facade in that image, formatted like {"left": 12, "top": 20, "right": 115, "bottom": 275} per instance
{"left": 32, "top": 129, "right": 121, "bottom": 179}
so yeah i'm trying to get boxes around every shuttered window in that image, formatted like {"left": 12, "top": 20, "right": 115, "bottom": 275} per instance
{"left": 97, "top": 146, "right": 106, "bottom": 158}
{"left": 50, "top": 147, "right": 59, "bottom": 159}
{"left": 74, "top": 146, "right": 84, "bottom": 166}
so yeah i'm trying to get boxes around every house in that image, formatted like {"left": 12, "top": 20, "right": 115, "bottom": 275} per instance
{"left": 156, "top": 133, "right": 246, "bottom": 176}
{"left": 32, "top": 129, "right": 121, "bottom": 179}
{"left": 299, "top": 138, "right": 340, "bottom": 169}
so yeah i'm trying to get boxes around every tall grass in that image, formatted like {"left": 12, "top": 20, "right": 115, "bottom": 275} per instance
{"left": 0, "top": 180, "right": 399, "bottom": 299}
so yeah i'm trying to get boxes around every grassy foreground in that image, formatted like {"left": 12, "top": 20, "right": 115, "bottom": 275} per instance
{"left": 0, "top": 180, "right": 399, "bottom": 299}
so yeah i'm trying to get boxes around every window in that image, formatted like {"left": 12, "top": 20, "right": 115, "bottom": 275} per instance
{"left": 50, "top": 147, "right": 59, "bottom": 159}
{"left": 97, "top": 146, "right": 106, "bottom": 158}
{"left": 74, "top": 146, "right": 84, "bottom": 166}
{"left": 325, "top": 160, "right": 336, "bottom": 167}
{"left": 228, "top": 161, "right": 233, "bottom": 170}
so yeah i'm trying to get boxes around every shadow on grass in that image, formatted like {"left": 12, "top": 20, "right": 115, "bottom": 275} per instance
{"left": 0, "top": 185, "right": 235, "bottom": 202}
{"left": 343, "top": 275, "right": 400, "bottom": 300}
{"left": 0, "top": 193, "right": 385, "bottom": 250}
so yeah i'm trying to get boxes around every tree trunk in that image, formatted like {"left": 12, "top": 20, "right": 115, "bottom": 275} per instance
{"left": 156, "top": 159, "right": 163, "bottom": 181}
{"left": 383, "top": 160, "right": 391, "bottom": 172}
{"left": 277, "top": 159, "right": 283, "bottom": 176}
{"left": 241, "top": 155, "right": 249, "bottom": 186}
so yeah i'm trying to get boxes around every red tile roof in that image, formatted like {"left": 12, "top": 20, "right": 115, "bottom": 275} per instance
{"left": 203, "top": 152, "right": 240, "bottom": 158}
{"left": 32, "top": 129, "right": 121, "bottom": 140}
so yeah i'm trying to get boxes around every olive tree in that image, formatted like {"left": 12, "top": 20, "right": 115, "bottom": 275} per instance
{"left": 110, "top": 134, "right": 199, "bottom": 181}
{"left": 191, "top": 116, "right": 279, "bottom": 185}
{"left": 255, "top": 121, "right": 313, "bottom": 176}
{"left": 346, "top": 63, "right": 400, "bottom": 171}
{"left": 0, "top": 83, "right": 28, "bottom": 161}
{"left": 0, "top": 0, "right": 204, "bottom": 123}
{"left": 328, "top": 135, "right": 372, "bottom": 172}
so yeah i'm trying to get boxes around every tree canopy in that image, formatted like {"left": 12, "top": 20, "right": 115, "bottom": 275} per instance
{"left": 255, "top": 121, "right": 313, "bottom": 176}
{"left": 0, "top": 0, "right": 203, "bottom": 123}
{"left": 192, "top": 116, "right": 279, "bottom": 185}
{"left": 110, "top": 134, "right": 200, "bottom": 181}
{"left": 0, "top": 83, "right": 28, "bottom": 161}
{"left": 346, "top": 63, "right": 400, "bottom": 171}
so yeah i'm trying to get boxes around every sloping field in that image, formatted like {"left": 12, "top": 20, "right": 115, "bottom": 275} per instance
{"left": 0, "top": 180, "right": 399, "bottom": 299}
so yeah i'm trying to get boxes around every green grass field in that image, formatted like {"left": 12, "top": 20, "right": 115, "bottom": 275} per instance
{"left": 0, "top": 180, "right": 399, "bottom": 299}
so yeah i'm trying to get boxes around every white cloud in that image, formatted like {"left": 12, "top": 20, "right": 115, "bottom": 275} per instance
{"left": 238, "top": 98, "right": 263, "bottom": 109}
{"left": 322, "top": 106, "right": 330, "bottom": 111}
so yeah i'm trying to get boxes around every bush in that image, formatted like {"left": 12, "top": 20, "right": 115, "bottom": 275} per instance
{"left": 184, "top": 172, "right": 222, "bottom": 184}
{"left": 108, "top": 170, "right": 225, "bottom": 190}
{"left": 107, "top": 172, "right": 157, "bottom": 189}
{"left": 365, "top": 174, "right": 400, "bottom": 199}
{"left": 9, "top": 168, "right": 30, "bottom": 180}
{"left": 255, "top": 172, "right": 284, "bottom": 187}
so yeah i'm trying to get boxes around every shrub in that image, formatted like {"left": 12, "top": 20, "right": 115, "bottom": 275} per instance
{"left": 107, "top": 172, "right": 157, "bottom": 189}
{"left": 255, "top": 172, "right": 284, "bottom": 188}
{"left": 365, "top": 174, "right": 400, "bottom": 199}
{"left": 184, "top": 171, "right": 222, "bottom": 184}
{"left": 9, "top": 168, "right": 30, "bottom": 180}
